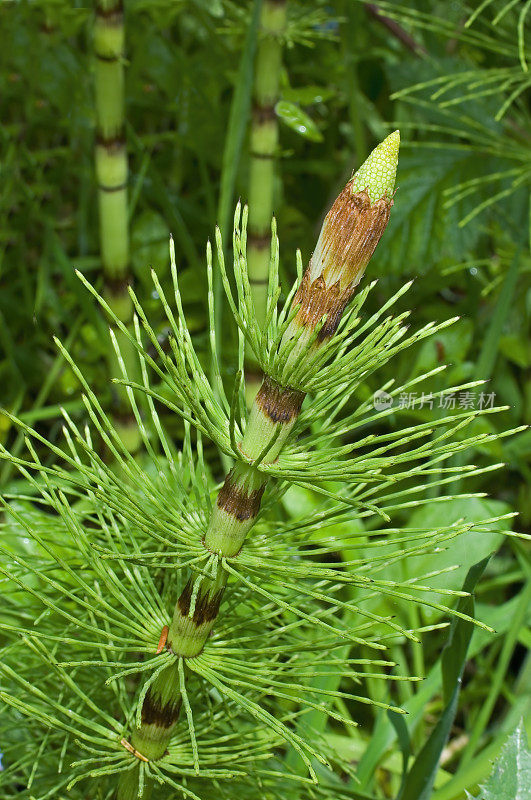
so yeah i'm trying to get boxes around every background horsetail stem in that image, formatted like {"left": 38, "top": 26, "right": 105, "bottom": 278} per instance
{"left": 94, "top": 0, "right": 128, "bottom": 289}
{"left": 245, "top": 0, "right": 287, "bottom": 405}
{"left": 119, "top": 134, "right": 399, "bottom": 794}
{"left": 247, "top": 0, "right": 286, "bottom": 328}
{"left": 94, "top": 0, "right": 140, "bottom": 452}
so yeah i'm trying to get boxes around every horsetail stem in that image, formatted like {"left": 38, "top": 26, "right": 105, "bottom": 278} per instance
{"left": 94, "top": 0, "right": 140, "bottom": 451}
{"left": 118, "top": 133, "right": 400, "bottom": 793}
{"left": 94, "top": 0, "right": 129, "bottom": 298}
{"left": 247, "top": 0, "right": 287, "bottom": 330}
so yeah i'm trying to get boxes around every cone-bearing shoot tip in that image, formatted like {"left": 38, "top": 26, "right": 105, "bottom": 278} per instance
{"left": 351, "top": 130, "right": 400, "bottom": 203}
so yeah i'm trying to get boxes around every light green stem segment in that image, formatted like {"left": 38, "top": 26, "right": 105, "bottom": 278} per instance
{"left": 117, "top": 766, "right": 152, "bottom": 800}
{"left": 203, "top": 460, "right": 265, "bottom": 557}
{"left": 204, "top": 385, "right": 300, "bottom": 555}
{"left": 248, "top": 0, "right": 287, "bottom": 329}
{"left": 168, "top": 563, "right": 228, "bottom": 657}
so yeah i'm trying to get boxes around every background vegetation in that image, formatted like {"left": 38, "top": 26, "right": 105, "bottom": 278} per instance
{"left": 0, "top": 1, "right": 530, "bottom": 798}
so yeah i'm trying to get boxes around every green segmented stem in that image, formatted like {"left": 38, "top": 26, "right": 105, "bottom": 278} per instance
{"left": 94, "top": 1, "right": 140, "bottom": 451}
{"left": 247, "top": 0, "right": 287, "bottom": 329}
{"left": 118, "top": 377, "right": 305, "bottom": 792}
{"left": 94, "top": 0, "right": 129, "bottom": 293}
{"left": 118, "top": 133, "right": 400, "bottom": 797}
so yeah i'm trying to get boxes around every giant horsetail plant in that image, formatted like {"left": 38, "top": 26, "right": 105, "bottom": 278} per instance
{"left": 0, "top": 133, "right": 518, "bottom": 799}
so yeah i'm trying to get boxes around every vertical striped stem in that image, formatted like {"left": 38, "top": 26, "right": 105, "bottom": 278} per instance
{"left": 94, "top": 0, "right": 139, "bottom": 449}
{"left": 95, "top": 0, "right": 129, "bottom": 290}
{"left": 247, "top": 0, "right": 287, "bottom": 330}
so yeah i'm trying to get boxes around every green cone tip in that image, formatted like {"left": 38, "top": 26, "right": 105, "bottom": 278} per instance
{"left": 351, "top": 130, "right": 400, "bottom": 204}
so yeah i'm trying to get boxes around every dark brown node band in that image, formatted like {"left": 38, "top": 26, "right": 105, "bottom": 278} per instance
{"left": 141, "top": 692, "right": 182, "bottom": 729}
{"left": 95, "top": 0, "right": 124, "bottom": 20}
{"left": 104, "top": 275, "right": 131, "bottom": 296}
{"left": 99, "top": 182, "right": 128, "bottom": 193}
{"left": 177, "top": 579, "right": 225, "bottom": 626}
{"left": 255, "top": 376, "right": 305, "bottom": 423}
{"left": 247, "top": 231, "right": 271, "bottom": 252}
{"left": 216, "top": 472, "right": 266, "bottom": 521}
{"left": 95, "top": 52, "right": 122, "bottom": 62}
{"left": 96, "top": 133, "right": 126, "bottom": 150}
{"left": 252, "top": 102, "right": 277, "bottom": 125}
{"left": 250, "top": 151, "right": 275, "bottom": 160}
